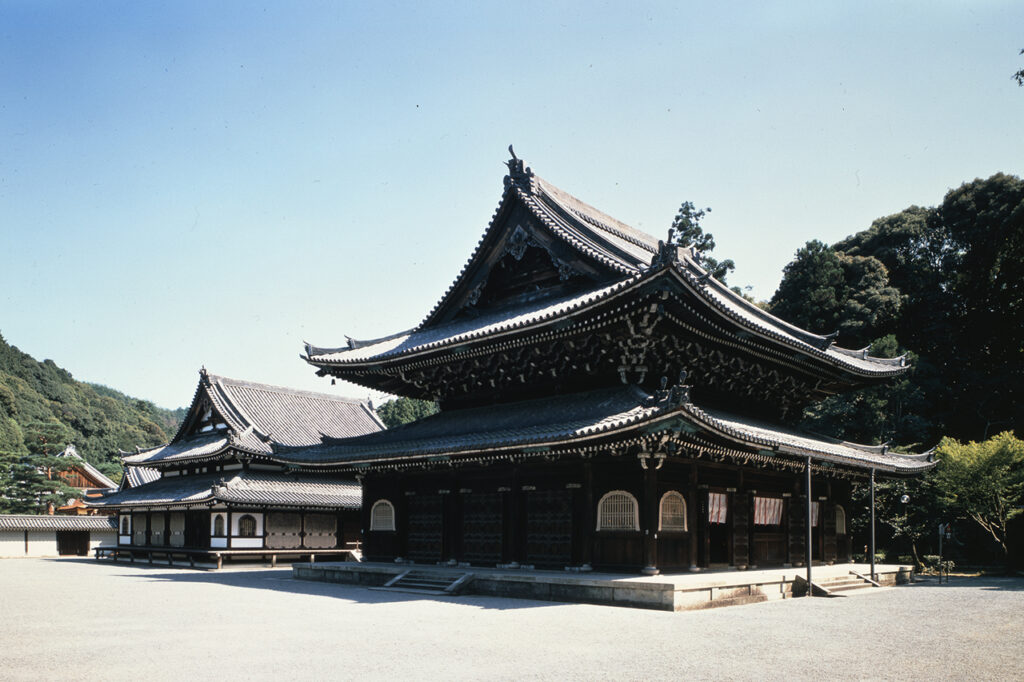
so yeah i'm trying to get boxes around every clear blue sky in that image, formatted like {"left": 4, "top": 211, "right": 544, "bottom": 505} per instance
{"left": 2, "top": 1, "right": 1022, "bottom": 409}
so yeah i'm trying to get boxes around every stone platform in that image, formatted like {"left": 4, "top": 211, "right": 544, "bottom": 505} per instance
{"left": 293, "top": 561, "right": 913, "bottom": 611}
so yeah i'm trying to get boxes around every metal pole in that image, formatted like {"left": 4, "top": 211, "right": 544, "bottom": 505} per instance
{"left": 806, "top": 456, "right": 813, "bottom": 597}
{"left": 869, "top": 469, "right": 876, "bottom": 582}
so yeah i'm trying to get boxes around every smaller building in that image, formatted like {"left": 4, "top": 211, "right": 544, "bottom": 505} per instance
{"left": 50, "top": 444, "right": 118, "bottom": 515}
{"left": 0, "top": 514, "right": 117, "bottom": 557}
{"left": 88, "top": 370, "right": 383, "bottom": 560}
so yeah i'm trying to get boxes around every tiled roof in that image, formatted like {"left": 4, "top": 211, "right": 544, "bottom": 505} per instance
{"left": 87, "top": 471, "right": 361, "bottom": 510}
{"left": 282, "top": 385, "right": 659, "bottom": 464}
{"left": 274, "top": 386, "right": 933, "bottom": 474}
{"left": 122, "top": 371, "right": 384, "bottom": 466}
{"left": 0, "top": 514, "right": 117, "bottom": 531}
{"left": 123, "top": 466, "right": 161, "bottom": 488}
{"left": 304, "top": 160, "right": 906, "bottom": 378}
{"left": 682, "top": 404, "right": 935, "bottom": 473}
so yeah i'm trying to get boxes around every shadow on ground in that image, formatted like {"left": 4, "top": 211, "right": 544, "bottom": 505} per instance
{"left": 53, "top": 558, "right": 561, "bottom": 611}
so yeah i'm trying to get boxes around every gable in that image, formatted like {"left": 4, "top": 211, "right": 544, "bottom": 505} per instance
{"left": 424, "top": 188, "right": 630, "bottom": 326}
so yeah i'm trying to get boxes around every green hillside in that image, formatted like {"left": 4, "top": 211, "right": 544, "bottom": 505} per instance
{"left": 0, "top": 332, "right": 185, "bottom": 484}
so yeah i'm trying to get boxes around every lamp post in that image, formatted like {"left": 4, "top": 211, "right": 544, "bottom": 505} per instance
{"left": 869, "top": 469, "right": 876, "bottom": 582}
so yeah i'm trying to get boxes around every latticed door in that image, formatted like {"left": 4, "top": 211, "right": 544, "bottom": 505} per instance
{"left": 407, "top": 494, "right": 443, "bottom": 562}
{"left": 132, "top": 513, "right": 147, "bottom": 546}
{"left": 526, "top": 489, "right": 573, "bottom": 567}
{"left": 150, "top": 514, "right": 166, "bottom": 546}
{"left": 266, "top": 512, "right": 302, "bottom": 549}
{"left": 168, "top": 512, "right": 185, "bottom": 547}
{"left": 461, "top": 493, "right": 503, "bottom": 564}
{"left": 303, "top": 513, "right": 337, "bottom": 549}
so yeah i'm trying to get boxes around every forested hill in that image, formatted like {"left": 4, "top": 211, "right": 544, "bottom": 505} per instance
{"left": 0, "top": 332, "right": 185, "bottom": 481}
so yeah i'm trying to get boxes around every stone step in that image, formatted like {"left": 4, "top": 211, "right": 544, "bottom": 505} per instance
{"left": 378, "top": 571, "right": 474, "bottom": 595}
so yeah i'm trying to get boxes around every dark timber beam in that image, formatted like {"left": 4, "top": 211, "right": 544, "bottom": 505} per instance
{"left": 870, "top": 468, "right": 876, "bottom": 582}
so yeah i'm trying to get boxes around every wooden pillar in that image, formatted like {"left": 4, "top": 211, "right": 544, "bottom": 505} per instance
{"left": 508, "top": 466, "right": 522, "bottom": 566}
{"left": 700, "top": 485, "right": 710, "bottom": 568}
{"left": 581, "top": 461, "right": 594, "bottom": 569}
{"left": 641, "top": 461, "right": 659, "bottom": 575}
{"left": 164, "top": 511, "right": 171, "bottom": 548}
{"left": 226, "top": 510, "right": 232, "bottom": 549}
{"left": 748, "top": 491, "right": 757, "bottom": 569}
{"left": 688, "top": 463, "right": 698, "bottom": 570}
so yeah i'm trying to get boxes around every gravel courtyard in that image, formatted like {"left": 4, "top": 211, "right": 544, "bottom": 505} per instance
{"left": 1, "top": 559, "right": 1021, "bottom": 681}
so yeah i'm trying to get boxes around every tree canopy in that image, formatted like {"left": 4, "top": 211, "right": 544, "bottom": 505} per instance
{"left": 0, "top": 332, "right": 185, "bottom": 511}
{"left": 770, "top": 173, "right": 1024, "bottom": 443}
{"left": 375, "top": 396, "right": 439, "bottom": 429}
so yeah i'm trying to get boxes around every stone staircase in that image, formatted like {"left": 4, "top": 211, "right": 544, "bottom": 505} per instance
{"left": 794, "top": 571, "right": 880, "bottom": 597}
{"left": 371, "top": 570, "right": 474, "bottom": 596}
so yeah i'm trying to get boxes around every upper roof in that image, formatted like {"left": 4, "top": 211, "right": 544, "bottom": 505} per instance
{"left": 87, "top": 471, "right": 361, "bottom": 510}
{"left": 122, "top": 370, "right": 384, "bottom": 467}
{"left": 0, "top": 514, "right": 117, "bottom": 532}
{"left": 304, "top": 154, "right": 906, "bottom": 383}
{"left": 55, "top": 444, "right": 118, "bottom": 490}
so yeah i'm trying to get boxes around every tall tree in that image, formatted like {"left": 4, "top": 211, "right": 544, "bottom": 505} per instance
{"left": 669, "top": 202, "right": 735, "bottom": 283}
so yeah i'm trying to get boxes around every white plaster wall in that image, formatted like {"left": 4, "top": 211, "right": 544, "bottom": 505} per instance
{"left": 90, "top": 531, "right": 117, "bottom": 549}
{"left": 231, "top": 538, "right": 262, "bottom": 548}
{"left": 0, "top": 531, "right": 26, "bottom": 557}
{"left": 210, "top": 537, "right": 228, "bottom": 548}
{"left": 118, "top": 534, "right": 132, "bottom": 545}
{"left": 26, "top": 531, "right": 58, "bottom": 557}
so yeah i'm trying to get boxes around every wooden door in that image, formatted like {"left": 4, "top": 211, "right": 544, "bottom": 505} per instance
{"left": 303, "top": 513, "right": 337, "bottom": 549}
{"left": 460, "top": 493, "right": 503, "bottom": 564}
{"left": 266, "top": 512, "right": 302, "bottom": 549}
{"left": 525, "top": 489, "right": 572, "bottom": 568}
{"left": 407, "top": 494, "right": 443, "bottom": 563}
{"left": 56, "top": 531, "right": 89, "bottom": 556}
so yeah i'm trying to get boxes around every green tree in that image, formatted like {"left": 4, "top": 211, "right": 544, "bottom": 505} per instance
{"left": 376, "top": 397, "right": 439, "bottom": 428}
{"left": 932, "top": 432, "right": 1024, "bottom": 560}
{"left": 669, "top": 201, "right": 735, "bottom": 283}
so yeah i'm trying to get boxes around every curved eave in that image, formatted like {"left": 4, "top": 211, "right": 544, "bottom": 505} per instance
{"left": 305, "top": 264, "right": 908, "bottom": 381}
{"left": 679, "top": 403, "right": 936, "bottom": 475}
{"left": 665, "top": 261, "right": 909, "bottom": 378}
{"left": 121, "top": 443, "right": 272, "bottom": 468}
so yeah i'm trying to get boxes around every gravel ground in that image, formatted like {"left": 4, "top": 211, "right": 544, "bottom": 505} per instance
{"left": 1, "top": 559, "right": 1021, "bottom": 681}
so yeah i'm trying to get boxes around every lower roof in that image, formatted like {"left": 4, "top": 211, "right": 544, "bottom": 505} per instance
{"left": 88, "top": 471, "right": 361, "bottom": 510}
{"left": 0, "top": 514, "right": 117, "bottom": 532}
{"left": 274, "top": 385, "right": 934, "bottom": 475}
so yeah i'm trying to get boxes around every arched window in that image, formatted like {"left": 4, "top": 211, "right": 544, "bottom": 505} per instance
{"left": 596, "top": 491, "right": 639, "bottom": 531}
{"left": 120, "top": 516, "right": 130, "bottom": 535}
{"left": 835, "top": 505, "right": 847, "bottom": 535}
{"left": 659, "top": 491, "right": 687, "bottom": 531}
{"left": 213, "top": 514, "right": 225, "bottom": 536}
{"left": 238, "top": 514, "right": 257, "bottom": 537}
{"left": 370, "top": 499, "right": 396, "bottom": 531}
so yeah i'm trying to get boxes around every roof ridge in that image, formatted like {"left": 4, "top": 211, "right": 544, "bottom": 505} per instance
{"left": 208, "top": 372, "right": 373, "bottom": 406}
{"left": 532, "top": 174, "right": 660, "bottom": 254}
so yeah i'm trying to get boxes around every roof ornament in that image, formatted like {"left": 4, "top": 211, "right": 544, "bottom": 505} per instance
{"left": 504, "top": 145, "right": 534, "bottom": 190}
{"left": 669, "top": 369, "right": 691, "bottom": 405}
{"left": 650, "top": 238, "right": 680, "bottom": 269}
